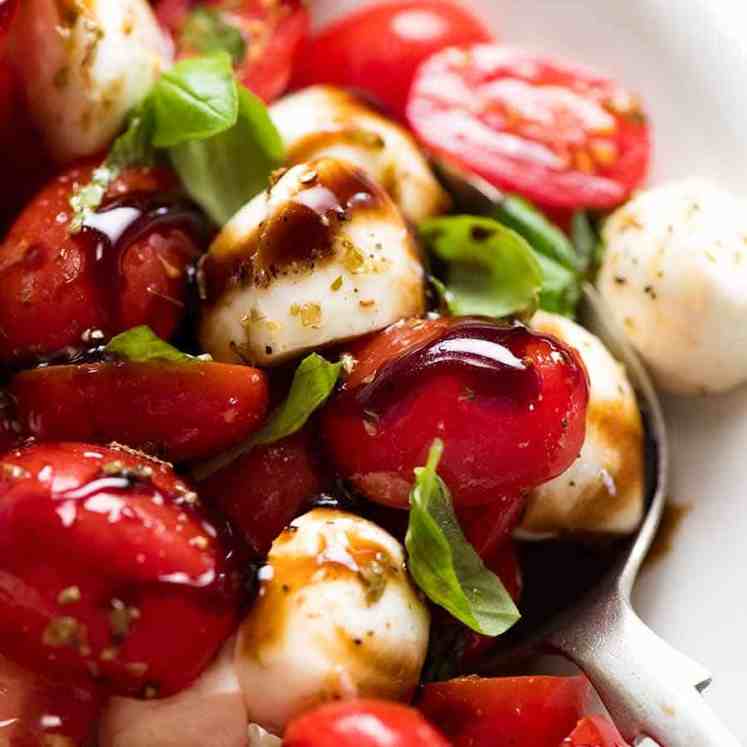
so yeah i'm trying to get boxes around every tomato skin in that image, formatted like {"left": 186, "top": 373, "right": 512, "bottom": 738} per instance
{"left": 407, "top": 45, "right": 651, "bottom": 210}
{"left": 199, "top": 429, "right": 326, "bottom": 557}
{"left": 561, "top": 715, "right": 631, "bottom": 747}
{"left": 0, "top": 0, "right": 18, "bottom": 38}
{"left": 419, "top": 676, "right": 591, "bottom": 747}
{"left": 0, "top": 442, "right": 241, "bottom": 698}
{"left": 291, "top": 1, "right": 492, "bottom": 121}
{"left": 0, "top": 162, "right": 206, "bottom": 366}
{"left": 283, "top": 699, "right": 452, "bottom": 747}
{"left": 157, "top": 0, "right": 309, "bottom": 102}
{"left": 10, "top": 361, "right": 269, "bottom": 462}
{"left": 322, "top": 317, "right": 589, "bottom": 509}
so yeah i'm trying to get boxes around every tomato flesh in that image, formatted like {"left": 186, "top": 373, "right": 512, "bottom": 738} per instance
{"left": 561, "top": 715, "right": 631, "bottom": 747}
{"left": 408, "top": 45, "right": 651, "bottom": 210}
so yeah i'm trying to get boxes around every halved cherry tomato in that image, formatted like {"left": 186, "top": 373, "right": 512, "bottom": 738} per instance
{"left": 10, "top": 361, "right": 269, "bottom": 462}
{"left": 408, "top": 45, "right": 651, "bottom": 210}
{"left": 0, "top": 442, "right": 241, "bottom": 697}
{"left": 157, "top": 0, "right": 309, "bottom": 102}
{"left": 284, "top": 699, "right": 452, "bottom": 747}
{"left": 561, "top": 715, "right": 631, "bottom": 747}
{"left": 0, "top": 161, "right": 207, "bottom": 366}
{"left": 199, "top": 429, "right": 326, "bottom": 557}
{"left": 292, "top": 1, "right": 491, "bottom": 121}
{"left": 419, "top": 676, "right": 591, "bottom": 747}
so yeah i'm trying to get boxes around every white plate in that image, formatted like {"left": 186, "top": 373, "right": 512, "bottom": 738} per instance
{"left": 313, "top": 0, "right": 747, "bottom": 737}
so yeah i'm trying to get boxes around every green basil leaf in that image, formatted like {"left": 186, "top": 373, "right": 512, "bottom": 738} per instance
{"left": 107, "top": 104, "right": 157, "bottom": 171}
{"left": 193, "top": 353, "right": 342, "bottom": 480}
{"left": 105, "top": 326, "right": 193, "bottom": 363}
{"left": 420, "top": 215, "right": 542, "bottom": 318}
{"left": 181, "top": 8, "right": 247, "bottom": 66}
{"left": 151, "top": 52, "right": 238, "bottom": 148}
{"left": 571, "top": 210, "right": 605, "bottom": 276}
{"left": 406, "top": 440, "right": 521, "bottom": 637}
{"left": 534, "top": 253, "right": 582, "bottom": 318}
{"left": 168, "top": 85, "right": 284, "bottom": 225}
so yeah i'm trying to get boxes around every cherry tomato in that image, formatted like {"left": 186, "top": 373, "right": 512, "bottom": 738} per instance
{"left": 322, "top": 317, "right": 589, "bottom": 508}
{"left": 561, "top": 715, "right": 631, "bottom": 747}
{"left": 0, "top": 442, "right": 241, "bottom": 698}
{"left": 419, "top": 676, "right": 591, "bottom": 747}
{"left": 283, "top": 699, "right": 452, "bottom": 747}
{"left": 199, "top": 429, "right": 326, "bottom": 557}
{"left": 157, "top": 0, "right": 309, "bottom": 102}
{"left": 407, "top": 45, "right": 651, "bottom": 210}
{"left": 0, "top": 161, "right": 207, "bottom": 366}
{"left": 0, "top": 0, "right": 17, "bottom": 39}
{"left": 292, "top": 1, "right": 492, "bottom": 121}
{"left": 11, "top": 361, "right": 269, "bottom": 462}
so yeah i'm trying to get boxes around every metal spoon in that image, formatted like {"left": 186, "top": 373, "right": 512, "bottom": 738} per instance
{"left": 436, "top": 161, "right": 742, "bottom": 747}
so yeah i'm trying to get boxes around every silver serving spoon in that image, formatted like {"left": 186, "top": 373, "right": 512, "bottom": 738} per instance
{"left": 437, "top": 161, "right": 742, "bottom": 747}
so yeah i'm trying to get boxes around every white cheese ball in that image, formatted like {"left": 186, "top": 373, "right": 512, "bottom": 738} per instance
{"left": 235, "top": 508, "right": 430, "bottom": 735}
{"left": 270, "top": 86, "right": 450, "bottom": 225}
{"left": 99, "top": 638, "right": 248, "bottom": 747}
{"left": 598, "top": 179, "right": 747, "bottom": 395}
{"left": 11, "top": 0, "right": 170, "bottom": 163}
{"left": 519, "top": 311, "right": 645, "bottom": 537}
{"left": 199, "top": 158, "right": 425, "bottom": 365}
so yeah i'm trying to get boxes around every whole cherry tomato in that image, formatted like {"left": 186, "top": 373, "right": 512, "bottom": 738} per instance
{"left": 283, "top": 699, "right": 452, "bottom": 747}
{"left": 157, "top": 0, "right": 309, "bottom": 102}
{"left": 408, "top": 45, "right": 651, "bottom": 210}
{"left": 561, "top": 715, "right": 631, "bottom": 747}
{"left": 11, "top": 361, "right": 269, "bottom": 462}
{"left": 0, "top": 161, "right": 207, "bottom": 366}
{"left": 322, "top": 317, "right": 589, "bottom": 509}
{"left": 292, "top": 1, "right": 492, "bottom": 120}
{"left": 0, "top": 442, "right": 241, "bottom": 698}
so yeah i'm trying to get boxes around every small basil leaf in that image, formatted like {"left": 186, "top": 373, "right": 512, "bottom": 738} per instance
{"left": 151, "top": 52, "right": 238, "bottom": 148}
{"left": 535, "top": 253, "right": 582, "bottom": 318}
{"left": 169, "top": 85, "right": 284, "bottom": 225}
{"left": 571, "top": 210, "right": 605, "bottom": 276}
{"left": 107, "top": 104, "right": 157, "bottom": 171}
{"left": 181, "top": 7, "right": 247, "bottom": 66}
{"left": 105, "top": 326, "right": 193, "bottom": 363}
{"left": 420, "top": 215, "right": 542, "bottom": 318}
{"left": 405, "top": 440, "right": 521, "bottom": 637}
{"left": 193, "top": 353, "right": 342, "bottom": 480}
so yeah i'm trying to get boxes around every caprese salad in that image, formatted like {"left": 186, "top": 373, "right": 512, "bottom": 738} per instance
{"left": 0, "top": 0, "right": 739, "bottom": 745}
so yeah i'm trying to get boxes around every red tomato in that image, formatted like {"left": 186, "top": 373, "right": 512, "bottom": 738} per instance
{"left": 0, "top": 0, "right": 17, "bottom": 38}
{"left": 157, "top": 0, "right": 309, "bottom": 102}
{"left": 0, "top": 161, "right": 207, "bottom": 366}
{"left": 419, "top": 676, "right": 591, "bottom": 747}
{"left": 292, "top": 1, "right": 491, "bottom": 120}
{"left": 283, "top": 699, "right": 452, "bottom": 747}
{"left": 408, "top": 45, "right": 651, "bottom": 210}
{"left": 322, "top": 317, "right": 588, "bottom": 509}
{"left": 561, "top": 715, "right": 631, "bottom": 747}
{"left": 0, "top": 442, "right": 241, "bottom": 697}
{"left": 199, "top": 429, "right": 326, "bottom": 557}
{"left": 10, "top": 361, "right": 269, "bottom": 462}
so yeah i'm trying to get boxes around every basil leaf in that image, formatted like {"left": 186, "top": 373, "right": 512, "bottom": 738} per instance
{"left": 406, "top": 440, "right": 520, "bottom": 637}
{"left": 571, "top": 210, "right": 605, "bottom": 276}
{"left": 107, "top": 104, "right": 157, "bottom": 170}
{"left": 151, "top": 52, "right": 238, "bottom": 148}
{"left": 193, "top": 353, "right": 342, "bottom": 480}
{"left": 535, "top": 253, "right": 582, "bottom": 318}
{"left": 169, "top": 85, "right": 284, "bottom": 225}
{"left": 105, "top": 326, "right": 193, "bottom": 363}
{"left": 420, "top": 215, "right": 542, "bottom": 318}
{"left": 181, "top": 7, "right": 247, "bottom": 66}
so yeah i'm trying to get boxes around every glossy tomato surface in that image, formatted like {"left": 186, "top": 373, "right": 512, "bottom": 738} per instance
{"left": 0, "top": 162, "right": 207, "bottom": 366}
{"left": 561, "top": 715, "right": 631, "bottom": 747}
{"left": 283, "top": 699, "right": 452, "bottom": 747}
{"left": 11, "top": 361, "right": 269, "bottom": 462}
{"left": 157, "top": 0, "right": 309, "bottom": 102}
{"left": 419, "top": 676, "right": 591, "bottom": 747}
{"left": 322, "top": 317, "right": 589, "bottom": 508}
{"left": 0, "top": 443, "right": 241, "bottom": 698}
{"left": 408, "top": 45, "right": 650, "bottom": 210}
{"left": 292, "top": 0, "right": 491, "bottom": 120}
{"left": 0, "top": 0, "right": 17, "bottom": 38}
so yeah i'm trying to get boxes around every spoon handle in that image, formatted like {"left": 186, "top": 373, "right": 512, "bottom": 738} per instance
{"left": 549, "top": 598, "right": 741, "bottom": 746}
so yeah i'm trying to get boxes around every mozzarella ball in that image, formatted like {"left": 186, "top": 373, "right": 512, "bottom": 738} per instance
{"left": 99, "top": 638, "right": 248, "bottom": 747}
{"left": 518, "top": 311, "right": 645, "bottom": 537}
{"left": 270, "top": 86, "right": 450, "bottom": 224}
{"left": 598, "top": 179, "right": 747, "bottom": 395}
{"left": 235, "top": 508, "right": 430, "bottom": 735}
{"left": 11, "top": 0, "right": 170, "bottom": 162}
{"left": 199, "top": 158, "right": 425, "bottom": 366}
